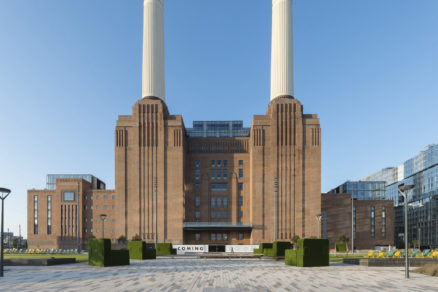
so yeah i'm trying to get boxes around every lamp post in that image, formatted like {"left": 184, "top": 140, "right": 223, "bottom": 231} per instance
{"left": 99, "top": 214, "right": 107, "bottom": 239}
{"left": 316, "top": 213, "right": 322, "bottom": 238}
{"left": 0, "top": 187, "right": 11, "bottom": 277}
{"left": 398, "top": 184, "right": 414, "bottom": 279}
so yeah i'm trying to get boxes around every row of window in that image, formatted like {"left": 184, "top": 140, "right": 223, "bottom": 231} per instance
{"left": 84, "top": 228, "right": 114, "bottom": 234}
{"left": 194, "top": 210, "right": 243, "bottom": 219}
{"left": 84, "top": 205, "right": 115, "bottom": 210}
{"left": 211, "top": 196, "right": 228, "bottom": 208}
{"left": 195, "top": 160, "right": 231, "bottom": 168}
{"left": 85, "top": 195, "right": 115, "bottom": 201}
{"left": 84, "top": 218, "right": 116, "bottom": 223}
{"left": 193, "top": 233, "right": 244, "bottom": 241}
{"left": 194, "top": 183, "right": 243, "bottom": 191}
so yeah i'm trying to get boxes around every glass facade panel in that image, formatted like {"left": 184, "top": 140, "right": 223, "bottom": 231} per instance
{"left": 186, "top": 121, "right": 250, "bottom": 138}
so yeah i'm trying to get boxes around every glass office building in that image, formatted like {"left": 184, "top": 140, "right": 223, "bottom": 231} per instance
{"left": 327, "top": 181, "right": 386, "bottom": 200}
{"left": 186, "top": 121, "right": 250, "bottom": 138}
{"left": 362, "top": 144, "right": 438, "bottom": 248}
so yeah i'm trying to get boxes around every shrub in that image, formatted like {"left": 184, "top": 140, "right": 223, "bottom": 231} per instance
{"left": 128, "top": 241, "right": 156, "bottom": 260}
{"left": 117, "top": 235, "right": 127, "bottom": 244}
{"left": 253, "top": 248, "right": 263, "bottom": 254}
{"left": 296, "top": 238, "right": 329, "bottom": 267}
{"left": 263, "top": 242, "right": 292, "bottom": 257}
{"left": 131, "top": 234, "right": 142, "bottom": 241}
{"left": 157, "top": 243, "right": 175, "bottom": 255}
{"left": 336, "top": 243, "right": 347, "bottom": 252}
{"left": 88, "top": 238, "right": 130, "bottom": 267}
{"left": 285, "top": 249, "right": 298, "bottom": 266}
{"left": 144, "top": 247, "right": 157, "bottom": 259}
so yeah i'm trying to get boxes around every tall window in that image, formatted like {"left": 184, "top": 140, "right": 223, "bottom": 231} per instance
{"left": 34, "top": 195, "right": 38, "bottom": 234}
{"left": 238, "top": 160, "right": 243, "bottom": 167}
{"left": 217, "top": 160, "right": 221, "bottom": 167}
{"left": 211, "top": 169, "right": 215, "bottom": 180}
{"left": 195, "top": 233, "right": 200, "bottom": 241}
{"left": 195, "top": 169, "right": 200, "bottom": 180}
{"left": 353, "top": 207, "right": 356, "bottom": 240}
{"left": 239, "top": 169, "right": 243, "bottom": 180}
{"left": 223, "top": 160, "right": 228, "bottom": 167}
{"left": 238, "top": 183, "right": 243, "bottom": 191}
{"left": 223, "top": 169, "right": 228, "bottom": 180}
{"left": 223, "top": 211, "right": 228, "bottom": 219}
{"left": 195, "top": 211, "right": 200, "bottom": 219}
{"left": 195, "top": 160, "right": 200, "bottom": 168}
{"left": 217, "top": 197, "right": 222, "bottom": 208}
{"left": 211, "top": 160, "right": 215, "bottom": 167}
{"left": 195, "top": 196, "right": 200, "bottom": 207}
{"left": 211, "top": 211, "right": 216, "bottom": 219}
{"left": 217, "top": 169, "right": 222, "bottom": 180}
{"left": 322, "top": 210, "right": 327, "bottom": 238}
{"left": 382, "top": 206, "right": 386, "bottom": 237}
{"left": 371, "top": 207, "right": 375, "bottom": 238}
{"left": 238, "top": 196, "right": 243, "bottom": 206}
{"left": 238, "top": 211, "right": 243, "bottom": 218}
{"left": 211, "top": 197, "right": 215, "bottom": 208}
{"left": 47, "top": 196, "right": 52, "bottom": 234}
{"left": 223, "top": 197, "right": 228, "bottom": 208}
{"left": 195, "top": 183, "right": 200, "bottom": 191}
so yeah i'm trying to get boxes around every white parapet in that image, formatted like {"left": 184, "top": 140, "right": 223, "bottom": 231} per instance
{"left": 142, "top": 0, "right": 165, "bottom": 100}
{"left": 270, "top": 0, "right": 294, "bottom": 100}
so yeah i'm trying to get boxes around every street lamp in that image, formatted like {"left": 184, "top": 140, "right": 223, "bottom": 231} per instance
{"left": 398, "top": 184, "right": 414, "bottom": 279}
{"left": 99, "top": 214, "right": 107, "bottom": 239}
{"left": 0, "top": 187, "right": 11, "bottom": 277}
{"left": 316, "top": 213, "right": 322, "bottom": 239}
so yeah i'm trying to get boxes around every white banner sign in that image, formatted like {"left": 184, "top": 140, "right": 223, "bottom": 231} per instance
{"left": 174, "top": 245, "right": 209, "bottom": 254}
{"left": 225, "top": 245, "right": 259, "bottom": 253}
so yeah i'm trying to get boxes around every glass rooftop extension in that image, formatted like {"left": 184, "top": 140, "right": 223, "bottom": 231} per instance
{"left": 186, "top": 121, "right": 250, "bottom": 138}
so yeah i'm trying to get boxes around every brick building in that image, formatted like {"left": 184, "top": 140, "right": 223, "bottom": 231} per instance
{"left": 321, "top": 193, "right": 394, "bottom": 250}
{"left": 27, "top": 0, "right": 322, "bottom": 249}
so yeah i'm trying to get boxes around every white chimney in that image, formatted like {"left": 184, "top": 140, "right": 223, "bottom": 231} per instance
{"left": 142, "top": 0, "right": 165, "bottom": 100}
{"left": 270, "top": 0, "right": 294, "bottom": 100}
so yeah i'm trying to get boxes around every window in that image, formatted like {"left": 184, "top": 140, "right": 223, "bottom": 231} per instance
{"left": 195, "top": 169, "right": 200, "bottom": 180}
{"left": 238, "top": 183, "right": 243, "bottom": 191}
{"left": 371, "top": 207, "right": 375, "bottom": 238}
{"left": 112, "top": 218, "right": 116, "bottom": 222}
{"left": 90, "top": 228, "right": 93, "bottom": 233}
{"left": 211, "top": 183, "right": 227, "bottom": 191}
{"left": 211, "top": 233, "right": 216, "bottom": 241}
{"left": 96, "top": 195, "right": 100, "bottom": 200}
{"left": 112, "top": 205, "right": 115, "bottom": 210}
{"left": 223, "top": 169, "right": 228, "bottom": 180}
{"left": 223, "top": 197, "right": 228, "bottom": 208}
{"left": 238, "top": 211, "right": 243, "bottom": 218}
{"left": 223, "top": 211, "right": 228, "bottom": 219}
{"left": 90, "top": 205, "right": 93, "bottom": 210}
{"left": 112, "top": 195, "right": 115, "bottom": 200}
{"left": 34, "top": 196, "right": 38, "bottom": 235}
{"left": 96, "top": 205, "right": 100, "bottom": 210}
{"left": 239, "top": 169, "right": 243, "bottom": 180}
{"left": 223, "top": 160, "right": 228, "bottom": 167}
{"left": 104, "top": 205, "right": 108, "bottom": 210}
{"left": 90, "top": 195, "right": 93, "bottom": 200}
{"left": 217, "top": 160, "right": 221, "bottom": 167}
{"left": 195, "top": 211, "right": 200, "bottom": 219}
{"left": 195, "top": 196, "right": 200, "bottom": 207}
{"left": 211, "top": 169, "right": 215, "bottom": 180}
{"left": 217, "top": 212, "right": 221, "bottom": 219}
{"left": 238, "top": 233, "right": 244, "bottom": 240}
{"left": 211, "top": 211, "right": 216, "bottom": 218}
{"left": 239, "top": 160, "right": 243, "bottom": 167}
{"left": 353, "top": 207, "right": 356, "bottom": 240}
{"left": 217, "top": 169, "right": 222, "bottom": 180}
{"left": 96, "top": 229, "right": 100, "bottom": 233}
{"left": 195, "top": 233, "right": 200, "bottom": 241}
{"left": 47, "top": 195, "right": 52, "bottom": 234}
{"left": 223, "top": 233, "right": 228, "bottom": 240}
{"left": 195, "top": 184, "right": 200, "bottom": 191}
{"left": 322, "top": 210, "right": 327, "bottom": 238}
{"left": 104, "top": 229, "right": 108, "bottom": 233}
{"left": 85, "top": 228, "right": 88, "bottom": 233}
{"left": 85, "top": 218, "right": 88, "bottom": 222}
{"left": 217, "top": 197, "right": 222, "bottom": 208}
{"left": 195, "top": 160, "right": 200, "bottom": 168}
{"left": 382, "top": 206, "right": 386, "bottom": 237}
{"left": 217, "top": 233, "right": 222, "bottom": 240}
{"left": 104, "top": 195, "right": 108, "bottom": 200}
{"left": 211, "top": 197, "right": 216, "bottom": 208}
{"left": 91, "top": 218, "right": 94, "bottom": 222}
{"left": 63, "top": 192, "right": 75, "bottom": 202}
{"left": 238, "top": 196, "right": 243, "bottom": 206}
{"left": 85, "top": 195, "right": 88, "bottom": 200}
{"left": 211, "top": 160, "right": 215, "bottom": 167}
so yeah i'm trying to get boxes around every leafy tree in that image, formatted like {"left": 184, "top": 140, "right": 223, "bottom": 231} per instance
{"left": 117, "top": 235, "right": 128, "bottom": 244}
{"left": 291, "top": 234, "right": 300, "bottom": 244}
{"left": 412, "top": 239, "right": 419, "bottom": 249}
{"left": 12, "top": 237, "right": 18, "bottom": 248}
{"left": 337, "top": 234, "right": 349, "bottom": 244}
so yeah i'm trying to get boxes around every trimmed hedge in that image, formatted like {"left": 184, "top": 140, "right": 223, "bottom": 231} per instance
{"left": 128, "top": 241, "right": 156, "bottom": 260}
{"left": 253, "top": 243, "right": 273, "bottom": 255}
{"left": 253, "top": 248, "right": 263, "bottom": 254}
{"left": 336, "top": 243, "right": 347, "bottom": 252}
{"left": 285, "top": 249, "right": 298, "bottom": 266}
{"left": 263, "top": 241, "right": 292, "bottom": 257}
{"left": 295, "top": 238, "right": 329, "bottom": 267}
{"left": 157, "top": 243, "right": 177, "bottom": 255}
{"left": 88, "top": 238, "right": 130, "bottom": 267}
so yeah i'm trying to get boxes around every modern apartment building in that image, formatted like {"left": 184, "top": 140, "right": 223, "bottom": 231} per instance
{"left": 362, "top": 144, "right": 438, "bottom": 248}
{"left": 27, "top": 0, "right": 322, "bottom": 250}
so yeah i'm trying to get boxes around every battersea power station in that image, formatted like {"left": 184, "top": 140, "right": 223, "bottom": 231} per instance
{"left": 27, "top": 0, "right": 321, "bottom": 250}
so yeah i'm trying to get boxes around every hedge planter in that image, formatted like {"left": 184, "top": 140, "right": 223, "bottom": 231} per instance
{"left": 88, "top": 238, "right": 130, "bottom": 267}
{"left": 285, "top": 238, "right": 329, "bottom": 267}
{"left": 128, "top": 241, "right": 156, "bottom": 260}
{"left": 156, "top": 243, "right": 177, "bottom": 255}
{"left": 336, "top": 243, "right": 347, "bottom": 252}
{"left": 263, "top": 241, "right": 292, "bottom": 257}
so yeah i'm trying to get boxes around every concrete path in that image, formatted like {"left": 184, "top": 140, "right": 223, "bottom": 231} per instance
{"left": 1, "top": 257, "right": 437, "bottom": 291}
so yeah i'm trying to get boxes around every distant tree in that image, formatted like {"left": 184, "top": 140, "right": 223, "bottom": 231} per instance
{"left": 11, "top": 237, "right": 18, "bottom": 248}
{"left": 292, "top": 235, "right": 300, "bottom": 245}
{"left": 118, "top": 235, "right": 128, "bottom": 244}
{"left": 131, "top": 234, "right": 141, "bottom": 241}
{"left": 412, "top": 239, "right": 419, "bottom": 249}
{"left": 337, "top": 235, "right": 349, "bottom": 244}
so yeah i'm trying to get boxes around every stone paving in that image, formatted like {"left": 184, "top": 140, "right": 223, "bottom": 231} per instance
{"left": 2, "top": 256, "right": 438, "bottom": 291}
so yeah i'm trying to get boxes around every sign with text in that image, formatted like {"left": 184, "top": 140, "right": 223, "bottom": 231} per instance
{"left": 174, "top": 245, "right": 209, "bottom": 254}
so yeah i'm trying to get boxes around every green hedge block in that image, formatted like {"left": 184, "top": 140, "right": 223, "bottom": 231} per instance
{"left": 110, "top": 249, "right": 130, "bottom": 266}
{"left": 297, "top": 238, "right": 329, "bottom": 267}
{"left": 128, "top": 241, "right": 144, "bottom": 260}
{"left": 253, "top": 248, "right": 263, "bottom": 254}
{"left": 263, "top": 241, "right": 292, "bottom": 257}
{"left": 336, "top": 243, "right": 347, "bottom": 252}
{"left": 259, "top": 243, "right": 273, "bottom": 250}
{"left": 157, "top": 243, "right": 174, "bottom": 255}
{"left": 144, "top": 247, "right": 157, "bottom": 259}
{"left": 88, "top": 238, "right": 111, "bottom": 267}
{"left": 171, "top": 248, "right": 177, "bottom": 255}
{"left": 285, "top": 249, "right": 297, "bottom": 266}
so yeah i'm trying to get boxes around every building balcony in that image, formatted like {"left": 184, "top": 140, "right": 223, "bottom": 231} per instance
{"left": 183, "top": 222, "right": 252, "bottom": 231}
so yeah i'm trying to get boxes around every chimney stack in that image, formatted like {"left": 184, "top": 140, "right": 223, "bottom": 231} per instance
{"left": 142, "top": 0, "right": 165, "bottom": 100}
{"left": 270, "top": 0, "right": 294, "bottom": 101}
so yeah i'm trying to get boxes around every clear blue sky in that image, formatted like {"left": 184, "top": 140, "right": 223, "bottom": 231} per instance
{"left": 1, "top": 0, "right": 437, "bottom": 238}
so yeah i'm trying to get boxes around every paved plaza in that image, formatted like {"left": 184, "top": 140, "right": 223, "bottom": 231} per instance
{"left": 2, "top": 257, "right": 438, "bottom": 291}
